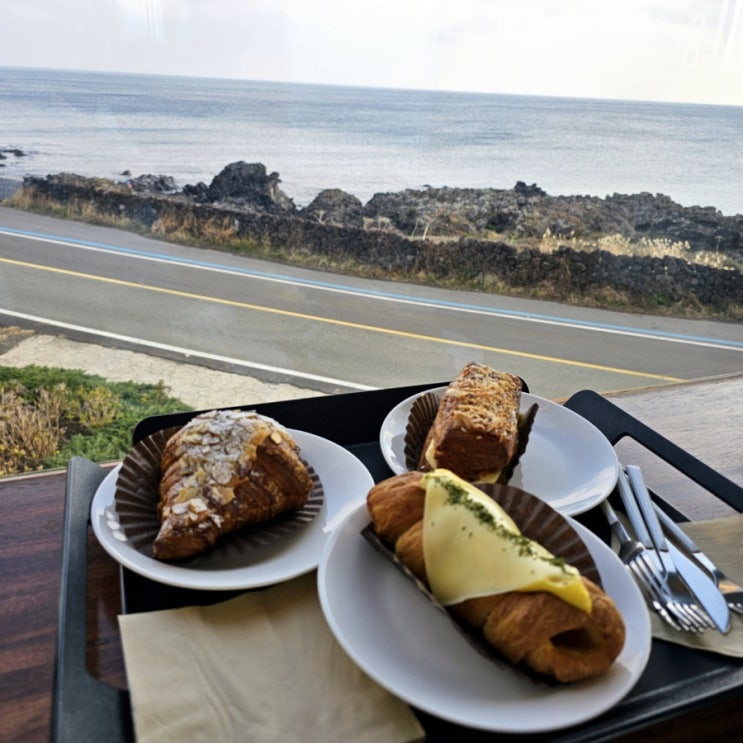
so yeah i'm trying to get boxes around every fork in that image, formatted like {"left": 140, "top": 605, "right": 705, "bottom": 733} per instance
{"left": 616, "top": 468, "right": 713, "bottom": 632}
{"left": 600, "top": 498, "right": 691, "bottom": 632}
{"left": 653, "top": 503, "right": 743, "bottom": 615}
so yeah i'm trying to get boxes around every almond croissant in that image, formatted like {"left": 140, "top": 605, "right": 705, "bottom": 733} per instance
{"left": 153, "top": 409, "right": 313, "bottom": 560}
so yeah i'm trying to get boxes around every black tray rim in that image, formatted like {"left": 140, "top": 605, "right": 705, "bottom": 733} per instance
{"left": 52, "top": 383, "right": 743, "bottom": 743}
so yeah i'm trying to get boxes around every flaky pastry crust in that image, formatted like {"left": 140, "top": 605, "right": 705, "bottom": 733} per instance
{"left": 154, "top": 409, "right": 312, "bottom": 560}
{"left": 418, "top": 362, "right": 523, "bottom": 481}
{"left": 367, "top": 472, "right": 626, "bottom": 682}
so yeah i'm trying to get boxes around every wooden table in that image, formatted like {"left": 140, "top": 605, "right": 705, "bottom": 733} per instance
{"left": 1, "top": 374, "right": 742, "bottom": 743}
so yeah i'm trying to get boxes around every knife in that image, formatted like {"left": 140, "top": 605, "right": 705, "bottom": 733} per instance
{"left": 652, "top": 503, "right": 715, "bottom": 571}
{"left": 625, "top": 465, "right": 731, "bottom": 634}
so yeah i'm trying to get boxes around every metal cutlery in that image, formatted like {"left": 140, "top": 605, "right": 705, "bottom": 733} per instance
{"left": 600, "top": 498, "right": 687, "bottom": 631}
{"left": 615, "top": 468, "right": 713, "bottom": 632}
{"left": 625, "top": 465, "right": 731, "bottom": 634}
{"left": 653, "top": 502, "right": 743, "bottom": 616}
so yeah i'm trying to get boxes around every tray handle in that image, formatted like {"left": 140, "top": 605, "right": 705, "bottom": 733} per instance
{"left": 564, "top": 389, "right": 743, "bottom": 513}
{"left": 52, "top": 456, "right": 134, "bottom": 742}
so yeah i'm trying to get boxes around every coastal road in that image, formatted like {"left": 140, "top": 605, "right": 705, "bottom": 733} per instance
{"left": 1, "top": 206, "right": 741, "bottom": 400}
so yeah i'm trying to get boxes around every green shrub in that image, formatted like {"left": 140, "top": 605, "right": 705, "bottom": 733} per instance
{"left": 0, "top": 365, "right": 191, "bottom": 475}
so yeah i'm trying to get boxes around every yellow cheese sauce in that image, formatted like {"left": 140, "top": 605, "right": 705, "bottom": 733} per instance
{"left": 421, "top": 469, "right": 591, "bottom": 612}
{"left": 423, "top": 438, "right": 437, "bottom": 469}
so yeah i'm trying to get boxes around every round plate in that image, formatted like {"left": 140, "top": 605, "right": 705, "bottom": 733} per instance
{"left": 380, "top": 387, "right": 619, "bottom": 516}
{"left": 318, "top": 502, "right": 651, "bottom": 735}
{"left": 91, "top": 430, "right": 374, "bottom": 590}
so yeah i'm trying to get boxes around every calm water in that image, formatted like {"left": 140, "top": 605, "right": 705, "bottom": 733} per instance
{"left": 1, "top": 67, "right": 741, "bottom": 215}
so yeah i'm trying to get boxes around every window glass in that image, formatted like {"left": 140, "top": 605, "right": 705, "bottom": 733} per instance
{"left": 1, "top": 1, "right": 741, "bottom": 407}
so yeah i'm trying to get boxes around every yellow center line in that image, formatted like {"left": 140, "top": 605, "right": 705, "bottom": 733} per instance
{"left": 2, "top": 257, "right": 682, "bottom": 382}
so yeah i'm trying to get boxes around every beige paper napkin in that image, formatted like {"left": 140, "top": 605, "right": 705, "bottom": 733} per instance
{"left": 646, "top": 514, "right": 743, "bottom": 656}
{"left": 119, "top": 572, "right": 425, "bottom": 743}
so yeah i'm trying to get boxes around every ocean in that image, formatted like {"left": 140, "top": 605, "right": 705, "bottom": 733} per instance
{"left": 1, "top": 66, "right": 741, "bottom": 216}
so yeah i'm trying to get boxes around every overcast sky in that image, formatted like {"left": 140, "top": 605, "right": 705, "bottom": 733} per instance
{"left": 2, "top": 0, "right": 741, "bottom": 105}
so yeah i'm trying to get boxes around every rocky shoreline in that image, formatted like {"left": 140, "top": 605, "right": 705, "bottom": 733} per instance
{"left": 6, "top": 161, "right": 743, "bottom": 316}
{"left": 113, "top": 162, "right": 743, "bottom": 256}
{"left": 0, "top": 147, "right": 27, "bottom": 163}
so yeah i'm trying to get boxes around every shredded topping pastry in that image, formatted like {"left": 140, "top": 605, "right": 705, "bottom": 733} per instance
{"left": 443, "top": 368, "right": 521, "bottom": 435}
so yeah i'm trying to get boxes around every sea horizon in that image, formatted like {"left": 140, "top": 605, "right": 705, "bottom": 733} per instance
{"left": 1, "top": 66, "right": 741, "bottom": 216}
{"left": 7, "top": 64, "right": 743, "bottom": 110}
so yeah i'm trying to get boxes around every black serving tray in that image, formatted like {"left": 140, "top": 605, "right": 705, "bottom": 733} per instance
{"left": 53, "top": 385, "right": 743, "bottom": 743}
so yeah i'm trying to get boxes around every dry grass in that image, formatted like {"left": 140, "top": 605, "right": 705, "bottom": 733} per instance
{"left": 0, "top": 384, "right": 75, "bottom": 475}
{"left": 5, "top": 188, "right": 144, "bottom": 232}
{"left": 538, "top": 230, "right": 742, "bottom": 271}
{"left": 151, "top": 209, "right": 239, "bottom": 245}
{"left": 0, "top": 380, "right": 127, "bottom": 475}
{"left": 0, "top": 366, "right": 190, "bottom": 476}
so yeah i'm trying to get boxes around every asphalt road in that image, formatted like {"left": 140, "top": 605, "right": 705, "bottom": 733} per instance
{"left": 1, "top": 206, "right": 741, "bottom": 400}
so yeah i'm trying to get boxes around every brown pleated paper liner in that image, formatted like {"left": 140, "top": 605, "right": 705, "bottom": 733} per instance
{"left": 114, "top": 426, "right": 324, "bottom": 564}
{"left": 403, "top": 389, "right": 442, "bottom": 471}
{"left": 403, "top": 388, "right": 538, "bottom": 483}
{"left": 363, "top": 482, "right": 601, "bottom": 682}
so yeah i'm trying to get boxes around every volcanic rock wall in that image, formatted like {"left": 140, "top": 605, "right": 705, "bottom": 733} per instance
{"left": 15, "top": 168, "right": 743, "bottom": 311}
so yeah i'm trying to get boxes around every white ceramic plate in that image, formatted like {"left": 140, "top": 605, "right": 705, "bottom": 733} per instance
{"left": 380, "top": 387, "right": 619, "bottom": 516}
{"left": 318, "top": 503, "right": 651, "bottom": 735}
{"left": 91, "top": 430, "right": 374, "bottom": 590}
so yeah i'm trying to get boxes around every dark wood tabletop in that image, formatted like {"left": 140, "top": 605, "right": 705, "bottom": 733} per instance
{"left": 1, "top": 374, "right": 742, "bottom": 743}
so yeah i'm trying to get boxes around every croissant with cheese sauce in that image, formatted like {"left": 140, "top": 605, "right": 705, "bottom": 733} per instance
{"left": 367, "top": 470, "right": 625, "bottom": 683}
{"left": 153, "top": 409, "right": 313, "bottom": 560}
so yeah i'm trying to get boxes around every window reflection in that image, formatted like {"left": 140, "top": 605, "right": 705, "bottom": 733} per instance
{"left": 0, "top": 2, "right": 741, "bottom": 404}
